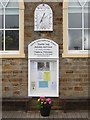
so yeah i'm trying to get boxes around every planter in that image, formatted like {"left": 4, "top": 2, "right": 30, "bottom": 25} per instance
{"left": 40, "top": 104, "right": 51, "bottom": 117}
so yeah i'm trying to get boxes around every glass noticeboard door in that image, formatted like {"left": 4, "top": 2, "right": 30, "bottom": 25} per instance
{"left": 29, "top": 60, "right": 58, "bottom": 97}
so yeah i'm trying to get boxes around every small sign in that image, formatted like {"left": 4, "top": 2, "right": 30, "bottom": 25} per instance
{"left": 28, "top": 39, "right": 58, "bottom": 58}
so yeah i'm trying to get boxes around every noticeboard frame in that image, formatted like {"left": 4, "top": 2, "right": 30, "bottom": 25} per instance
{"left": 28, "top": 39, "right": 59, "bottom": 97}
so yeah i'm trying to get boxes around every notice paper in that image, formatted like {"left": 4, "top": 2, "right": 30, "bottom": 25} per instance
{"left": 30, "top": 61, "right": 37, "bottom": 70}
{"left": 31, "top": 81, "right": 36, "bottom": 90}
{"left": 39, "top": 81, "right": 48, "bottom": 88}
{"left": 44, "top": 71, "right": 50, "bottom": 81}
{"left": 38, "top": 71, "right": 44, "bottom": 80}
{"left": 51, "top": 81, "right": 57, "bottom": 90}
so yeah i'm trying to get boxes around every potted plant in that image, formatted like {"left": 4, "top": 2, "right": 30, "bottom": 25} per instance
{"left": 37, "top": 96, "right": 52, "bottom": 117}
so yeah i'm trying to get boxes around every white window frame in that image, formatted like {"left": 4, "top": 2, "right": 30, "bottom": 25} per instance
{"left": 0, "top": 0, "right": 25, "bottom": 58}
{"left": 63, "top": 0, "right": 90, "bottom": 57}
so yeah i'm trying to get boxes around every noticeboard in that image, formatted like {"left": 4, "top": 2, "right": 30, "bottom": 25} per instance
{"left": 28, "top": 39, "right": 59, "bottom": 97}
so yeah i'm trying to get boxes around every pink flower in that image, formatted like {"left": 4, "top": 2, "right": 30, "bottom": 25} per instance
{"left": 40, "top": 96, "right": 45, "bottom": 99}
{"left": 46, "top": 98, "right": 51, "bottom": 102}
{"left": 41, "top": 99, "right": 44, "bottom": 102}
{"left": 49, "top": 101, "right": 51, "bottom": 104}
{"left": 44, "top": 102, "right": 47, "bottom": 105}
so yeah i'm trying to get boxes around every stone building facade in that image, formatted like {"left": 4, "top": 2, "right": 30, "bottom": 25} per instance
{"left": 2, "top": 1, "right": 88, "bottom": 109}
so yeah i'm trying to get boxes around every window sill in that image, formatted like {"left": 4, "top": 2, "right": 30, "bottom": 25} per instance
{"left": 0, "top": 53, "right": 25, "bottom": 58}
{"left": 62, "top": 53, "right": 90, "bottom": 58}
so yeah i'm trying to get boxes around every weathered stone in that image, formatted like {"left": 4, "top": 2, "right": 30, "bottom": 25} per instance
{"left": 13, "top": 90, "right": 20, "bottom": 96}
{"left": 4, "top": 87, "right": 10, "bottom": 91}
{"left": 74, "top": 87, "right": 83, "bottom": 91}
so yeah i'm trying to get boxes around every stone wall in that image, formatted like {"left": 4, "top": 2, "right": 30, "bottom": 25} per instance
{"left": 2, "top": 2, "right": 89, "bottom": 110}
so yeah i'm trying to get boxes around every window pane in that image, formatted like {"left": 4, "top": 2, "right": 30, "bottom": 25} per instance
{"left": 5, "top": 8, "right": 19, "bottom": 15}
{"left": 5, "top": 30, "right": 19, "bottom": 50}
{"left": 0, "top": 30, "right": 3, "bottom": 50}
{"left": 88, "top": 1, "right": 90, "bottom": 7}
{"left": 84, "top": 29, "right": 90, "bottom": 50}
{"left": 1, "top": 0, "right": 8, "bottom": 7}
{"left": 6, "top": 0, "right": 19, "bottom": 8}
{"left": 84, "top": 13, "right": 90, "bottom": 28}
{"left": 0, "top": 3, "right": 2, "bottom": 8}
{"left": 68, "top": 13, "right": 82, "bottom": 28}
{"left": 68, "top": 7, "right": 82, "bottom": 13}
{"left": 0, "top": 8, "right": 4, "bottom": 15}
{"left": 85, "top": 1, "right": 88, "bottom": 7}
{"left": 68, "top": 29, "right": 82, "bottom": 50}
{"left": 79, "top": 0, "right": 87, "bottom": 6}
{"left": 84, "top": 7, "right": 88, "bottom": 13}
{"left": 0, "top": 15, "right": 3, "bottom": 28}
{"left": 68, "top": 0, "right": 80, "bottom": 7}
{"left": 5, "top": 15, "right": 19, "bottom": 28}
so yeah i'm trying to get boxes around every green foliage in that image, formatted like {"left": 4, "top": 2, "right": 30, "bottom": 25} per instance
{"left": 37, "top": 96, "right": 52, "bottom": 109}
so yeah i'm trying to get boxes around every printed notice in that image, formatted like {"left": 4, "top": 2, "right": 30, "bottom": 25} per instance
{"left": 38, "top": 62, "right": 50, "bottom": 71}
{"left": 51, "top": 81, "right": 57, "bottom": 90}
{"left": 30, "top": 61, "right": 37, "bottom": 70}
{"left": 39, "top": 81, "right": 48, "bottom": 88}
{"left": 31, "top": 81, "right": 36, "bottom": 90}
{"left": 44, "top": 71, "right": 50, "bottom": 81}
{"left": 30, "top": 72, "right": 37, "bottom": 81}
{"left": 38, "top": 71, "right": 44, "bottom": 80}
{"left": 50, "top": 62, "right": 56, "bottom": 71}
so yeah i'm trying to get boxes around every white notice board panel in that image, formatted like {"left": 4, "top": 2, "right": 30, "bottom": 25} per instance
{"left": 28, "top": 39, "right": 59, "bottom": 97}
{"left": 28, "top": 39, "right": 58, "bottom": 59}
